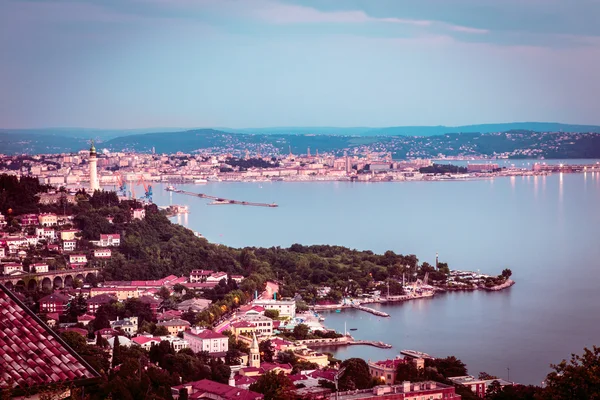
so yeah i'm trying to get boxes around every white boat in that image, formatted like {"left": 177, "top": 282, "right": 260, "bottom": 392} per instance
{"left": 166, "top": 185, "right": 175, "bottom": 191}
{"left": 195, "top": 179, "right": 208, "bottom": 184}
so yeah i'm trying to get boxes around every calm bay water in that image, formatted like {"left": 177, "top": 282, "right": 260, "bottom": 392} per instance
{"left": 145, "top": 167, "right": 600, "bottom": 385}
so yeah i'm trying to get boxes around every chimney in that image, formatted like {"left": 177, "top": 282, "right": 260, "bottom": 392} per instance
{"left": 403, "top": 381, "right": 411, "bottom": 392}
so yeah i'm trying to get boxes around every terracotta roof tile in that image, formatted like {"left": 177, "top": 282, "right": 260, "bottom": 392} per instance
{"left": 0, "top": 284, "right": 99, "bottom": 394}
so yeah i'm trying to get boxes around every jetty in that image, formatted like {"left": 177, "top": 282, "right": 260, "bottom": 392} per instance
{"left": 348, "top": 340, "right": 392, "bottom": 349}
{"left": 166, "top": 187, "right": 278, "bottom": 208}
{"left": 350, "top": 303, "right": 390, "bottom": 317}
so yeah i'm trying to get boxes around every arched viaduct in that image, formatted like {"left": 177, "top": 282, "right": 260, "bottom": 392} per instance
{"left": 0, "top": 268, "right": 100, "bottom": 291}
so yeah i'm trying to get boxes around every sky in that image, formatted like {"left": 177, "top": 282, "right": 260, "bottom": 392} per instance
{"left": 1, "top": 0, "right": 599, "bottom": 129}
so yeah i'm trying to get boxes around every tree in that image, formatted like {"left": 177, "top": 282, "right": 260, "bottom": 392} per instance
{"left": 292, "top": 324, "right": 310, "bottom": 340}
{"left": 339, "top": 358, "right": 373, "bottom": 391}
{"left": 112, "top": 335, "right": 122, "bottom": 368}
{"left": 154, "top": 325, "right": 169, "bottom": 336}
{"left": 210, "top": 359, "right": 231, "bottom": 384}
{"left": 501, "top": 269, "right": 512, "bottom": 279}
{"left": 249, "top": 371, "right": 296, "bottom": 400}
{"left": 225, "top": 349, "right": 242, "bottom": 366}
{"left": 395, "top": 362, "right": 421, "bottom": 383}
{"left": 277, "top": 350, "right": 297, "bottom": 365}
{"left": 259, "top": 339, "right": 275, "bottom": 363}
{"left": 429, "top": 356, "right": 468, "bottom": 378}
{"left": 264, "top": 309, "right": 279, "bottom": 319}
{"left": 542, "top": 346, "right": 600, "bottom": 399}
{"left": 158, "top": 286, "right": 171, "bottom": 300}
{"left": 478, "top": 372, "right": 498, "bottom": 380}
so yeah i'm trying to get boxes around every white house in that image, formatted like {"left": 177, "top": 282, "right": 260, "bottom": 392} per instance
{"left": 63, "top": 240, "right": 77, "bottom": 252}
{"left": 205, "top": 272, "right": 228, "bottom": 283}
{"left": 132, "top": 208, "right": 145, "bottom": 220}
{"left": 69, "top": 254, "right": 87, "bottom": 264}
{"left": 242, "top": 315, "right": 274, "bottom": 336}
{"left": 94, "top": 249, "right": 112, "bottom": 258}
{"left": 2, "top": 263, "right": 23, "bottom": 275}
{"left": 99, "top": 234, "right": 121, "bottom": 247}
{"left": 253, "top": 299, "right": 296, "bottom": 319}
{"left": 110, "top": 317, "right": 138, "bottom": 336}
{"left": 31, "top": 263, "right": 49, "bottom": 273}
{"left": 183, "top": 328, "right": 229, "bottom": 354}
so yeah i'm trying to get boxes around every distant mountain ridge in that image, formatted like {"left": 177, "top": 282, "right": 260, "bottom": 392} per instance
{"left": 2, "top": 123, "right": 600, "bottom": 158}
{"left": 2, "top": 122, "right": 600, "bottom": 141}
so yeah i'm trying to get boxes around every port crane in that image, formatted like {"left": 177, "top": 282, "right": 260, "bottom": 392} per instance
{"left": 115, "top": 173, "right": 128, "bottom": 197}
{"left": 137, "top": 177, "right": 153, "bottom": 202}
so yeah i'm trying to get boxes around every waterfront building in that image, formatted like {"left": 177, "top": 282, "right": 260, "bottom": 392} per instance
{"left": 448, "top": 375, "right": 513, "bottom": 398}
{"left": 368, "top": 358, "right": 410, "bottom": 385}
{"left": 252, "top": 299, "right": 296, "bottom": 319}
{"left": 89, "top": 141, "right": 99, "bottom": 192}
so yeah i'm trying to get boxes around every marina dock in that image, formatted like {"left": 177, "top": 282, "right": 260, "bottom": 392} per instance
{"left": 166, "top": 187, "right": 278, "bottom": 207}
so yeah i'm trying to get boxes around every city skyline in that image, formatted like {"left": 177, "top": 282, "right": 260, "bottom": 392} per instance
{"left": 1, "top": 0, "right": 600, "bottom": 129}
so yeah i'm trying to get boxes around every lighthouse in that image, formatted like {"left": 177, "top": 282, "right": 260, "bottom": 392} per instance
{"left": 89, "top": 140, "right": 99, "bottom": 192}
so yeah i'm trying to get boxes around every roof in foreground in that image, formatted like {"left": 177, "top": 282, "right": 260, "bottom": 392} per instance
{"left": 0, "top": 284, "right": 99, "bottom": 395}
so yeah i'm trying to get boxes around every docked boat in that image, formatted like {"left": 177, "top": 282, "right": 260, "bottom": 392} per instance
{"left": 209, "top": 200, "right": 231, "bottom": 205}
{"left": 195, "top": 179, "right": 208, "bottom": 184}
{"left": 166, "top": 185, "right": 176, "bottom": 191}
{"left": 335, "top": 309, "right": 341, "bottom": 313}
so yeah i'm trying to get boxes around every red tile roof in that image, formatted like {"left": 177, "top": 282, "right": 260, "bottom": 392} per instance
{"left": 173, "top": 379, "right": 263, "bottom": 400}
{"left": 185, "top": 328, "right": 225, "bottom": 339}
{"left": 0, "top": 284, "right": 99, "bottom": 394}
{"left": 39, "top": 293, "right": 70, "bottom": 303}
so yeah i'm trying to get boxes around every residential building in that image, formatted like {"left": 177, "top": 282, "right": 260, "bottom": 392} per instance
{"left": 99, "top": 233, "right": 121, "bottom": 247}
{"left": 231, "top": 321, "right": 256, "bottom": 338}
{"left": 77, "top": 314, "right": 96, "bottom": 326}
{"left": 189, "top": 269, "right": 213, "bottom": 283}
{"left": 294, "top": 348, "right": 329, "bottom": 368}
{"left": 38, "top": 213, "right": 58, "bottom": 227}
{"left": 176, "top": 297, "right": 212, "bottom": 312}
{"left": 0, "top": 247, "right": 5, "bottom": 259}
{"left": 0, "top": 284, "right": 99, "bottom": 398}
{"left": 37, "top": 227, "right": 58, "bottom": 242}
{"left": 90, "top": 286, "right": 140, "bottom": 300}
{"left": 94, "top": 248, "right": 112, "bottom": 258}
{"left": 87, "top": 293, "right": 117, "bottom": 314}
{"left": 131, "top": 336, "right": 162, "bottom": 351}
{"left": 336, "top": 381, "right": 462, "bottom": 400}
{"left": 139, "top": 295, "right": 161, "bottom": 316}
{"left": 449, "top": 376, "right": 513, "bottom": 398}
{"left": 183, "top": 327, "right": 228, "bottom": 354}
{"left": 133, "top": 208, "right": 146, "bottom": 220}
{"left": 157, "top": 318, "right": 191, "bottom": 335}
{"left": 171, "top": 379, "right": 263, "bottom": 400}
{"left": 69, "top": 254, "right": 87, "bottom": 264}
{"left": 20, "top": 214, "right": 39, "bottom": 226}
{"left": 63, "top": 239, "right": 77, "bottom": 252}
{"left": 2, "top": 263, "right": 23, "bottom": 275}
{"left": 206, "top": 271, "right": 228, "bottom": 283}
{"left": 107, "top": 335, "right": 132, "bottom": 348}
{"left": 368, "top": 358, "right": 409, "bottom": 385}
{"left": 39, "top": 293, "right": 70, "bottom": 314}
{"left": 242, "top": 315, "right": 274, "bottom": 336}
{"left": 253, "top": 299, "right": 296, "bottom": 319}
{"left": 30, "top": 263, "right": 49, "bottom": 273}
{"left": 110, "top": 317, "right": 138, "bottom": 336}
{"left": 60, "top": 229, "right": 79, "bottom": 241}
